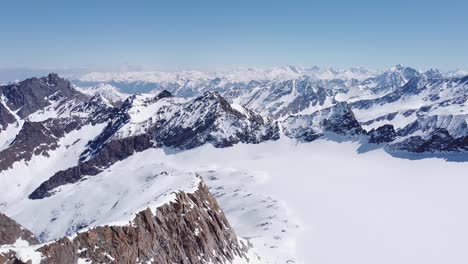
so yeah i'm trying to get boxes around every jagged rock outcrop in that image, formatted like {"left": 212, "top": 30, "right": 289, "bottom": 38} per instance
{"left": 281, "top": 102, "right": 365, "bottom": 141}
{"left": 391, "top": 128, "right": 468, "bottom": 153}
{"left": 0, "top": 118, "right": 82, "bottom": 172}
{"left": 0, "top": 73, "right": 86, "bottom": 119}
{"left": 0, "top": 213, "right": 39, "bottom": 246}
{"left": 0, "top": 74, "right": 118, "bottom": 172}
{"left": 389, "top": 115, "right": 468, "bottom": 153}
{"left": 368, "top": 124, "right": 397, "bottom": 143}
{"left": 0, "top": 213, "right": 40, "bottom": 264}
{"left": 0, "top": 103, "right": 16, "bottom": 131}
{"left": 29, "top": 133, "right": 154, "bottom": 199}
{"left": 79, "top": 91, "right": 171, "bottom": 160}
{"left": 4, "top": 183, "right": 250, "bottom": 264}
{"left": 153, "top": 91, "right": 279, "bottom": 149}
{"left": 83, "top": 90, "right": 279, "bottom": 155}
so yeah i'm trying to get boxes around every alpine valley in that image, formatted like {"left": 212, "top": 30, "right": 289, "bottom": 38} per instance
{"left": 0, "top": 65, "right": 467, "bottom": 264}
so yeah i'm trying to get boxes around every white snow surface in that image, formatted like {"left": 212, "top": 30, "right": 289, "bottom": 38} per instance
{"left": 142, "top": 138, "right": 468, "bottom": 264}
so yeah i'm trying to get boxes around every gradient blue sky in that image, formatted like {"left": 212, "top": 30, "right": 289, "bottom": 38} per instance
{"left": 0, "top": 0, "right": 467, "bottom": 71}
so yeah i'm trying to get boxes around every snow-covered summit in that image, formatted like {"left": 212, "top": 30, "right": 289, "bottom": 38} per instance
{"left": 76, "top": 83, "right": 129, "bottom": 103}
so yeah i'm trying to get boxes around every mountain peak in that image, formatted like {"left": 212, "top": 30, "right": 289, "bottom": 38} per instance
{"left": 391, "top": 64, "right": 405, "bottom": 71}
{"left": 47, "top": 72, "right": 61, "bottom": 80}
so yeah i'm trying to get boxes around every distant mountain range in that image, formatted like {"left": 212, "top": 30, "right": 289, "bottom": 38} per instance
{"left": 73, "top": 65, "right": 468, "bottom": 153}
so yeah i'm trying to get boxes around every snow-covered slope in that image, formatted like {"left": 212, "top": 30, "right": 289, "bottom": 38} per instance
{"left": 2, "top": 148, "right": 200, "bottom": 241}
{"left": 120, "top": 138, "right": 468, "bottom": 264}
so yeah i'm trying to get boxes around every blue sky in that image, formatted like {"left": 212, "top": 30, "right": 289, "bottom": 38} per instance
{"left": 0, "top": 0, "right": 467, "bottom": 71}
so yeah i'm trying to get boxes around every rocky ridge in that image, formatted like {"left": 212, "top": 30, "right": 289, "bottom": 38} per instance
{"left": 1, "top": 182, "right": 252, "bottom": 264}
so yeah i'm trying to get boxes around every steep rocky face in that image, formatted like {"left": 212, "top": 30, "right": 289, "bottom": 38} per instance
{"left": 391, "top": 128, "right": 468, "bottom": 153}
{"left": 153, "top": 91, "right": 279, "bottom": 149}
{"left": 29, "top": 133, "right": 154, "bottom": 199}
{"left": 0, "top": 118, "right": 83, "bottom": 172}
{"left": 0, "top": 213, "right": 39, "bottom": 246}
{"left": 0, "top": 214, "right": 40, "bottom": 264}
{"left": 0, "top": 73, "right": 86, "bottom": 119}
{"left": 368, "top": 124, "right": 397, "bottom": 144}
{"left": 5, "top": 183, "right": 250, "bottom": 264}
{"left": 79, "top": 91, "right": 170, "bottom": 160}
{"left": 0, "top": 73, "right": 119, "bottom": 173}
{"left": 0, "top": 103, "right": 16, "bottom": 131}
{"left": 83, "top": 90, "right": 273, "bottom": 158}
{"left": 387, "top": 115, "right": 468, "bottom": 153}
{"left": 281, "top": 102, "right": 365, "bottom": 141}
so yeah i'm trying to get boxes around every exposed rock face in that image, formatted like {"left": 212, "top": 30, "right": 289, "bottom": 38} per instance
{"left": 368, "top": 124, "right": 397, "bottom": 143}
{"left": 0, "top": 74, "right": 117, "bottom": 172}
{"left": 0, "top": 103, "right": 16, "bottom": 131}
{"left": 0, "top": 213, "right": 40, "bottom": 264}
{"left": 391, "top": 128, "right": 468, "bottom": 153}
{"left": 83, "top": 90, "right": 279, "bottom": 156}
{"left": 389, "top": 115, "right": 468, "bottom": 153}
{"left": 5, "top": 183, "right": 249, "bottom": 264}
{"left": 0, "top": 118, "right": 82, "bottom": 172}
{"left": 78, "top": 92, "right": 164, "bottom": 160}
{"left": 0, "top": 73, "right": 85, "bottom": 119}
{"left": 281, "top": 102, "right": 365, "bottom": 141}
{"left": 0, "top": 213, "right": 39, "bottom": 246}
{"left": 153, "top": 91, "right": 279, "bottom": 149}
{"left": 29, "top": 133, "right": 154, "bottom": 199}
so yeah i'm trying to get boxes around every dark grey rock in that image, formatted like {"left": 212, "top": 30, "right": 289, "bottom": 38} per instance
{"left": 368, "top": 124, "right": 397, "bottom": 143}
{"left": 0, "top": 213, "right": 39, "bottom": 246}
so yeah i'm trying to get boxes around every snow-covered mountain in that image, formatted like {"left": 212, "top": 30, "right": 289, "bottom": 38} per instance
{"left": 72, "top": 65, "right": 467, "bottom": 152}
{"left": 76, "top": 83, "right": 130, "bottom": 104}
{"left": 0, "top": 68, "right": 467, "bottom": 263}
